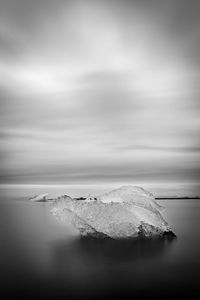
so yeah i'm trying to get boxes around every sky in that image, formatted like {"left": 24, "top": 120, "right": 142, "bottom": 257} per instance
{"left": 0, "top": 0, "right": 200, "bottom": 192}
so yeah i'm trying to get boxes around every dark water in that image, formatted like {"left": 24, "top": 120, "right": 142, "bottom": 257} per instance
{"left": 0, "top": 195, "right": 200, "bottom": 299}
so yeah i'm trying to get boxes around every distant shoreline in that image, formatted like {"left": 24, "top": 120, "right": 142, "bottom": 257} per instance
{"left": 74, "top": 197, "right": 200, "bottom": 201}
{"left": 155, "top": 197, "right": 200, "bottom": 200}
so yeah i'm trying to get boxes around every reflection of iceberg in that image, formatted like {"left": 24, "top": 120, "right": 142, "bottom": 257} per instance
{"left": 51, "top": 186, "right": 176, "bottom": 239}
{"left": 50, "top": 237, "right": 176, "bottom": 299}
{"left": 53, "top": 236, "right": 175, "bottom": 265}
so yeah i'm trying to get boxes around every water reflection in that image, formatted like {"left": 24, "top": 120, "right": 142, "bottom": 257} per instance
{"left": 48, "top": 237, "right": 176, "bottom": 298}
{"left": 1, "top": 197, "right": 200, "bottom": 299}
{"left": 53, "top": 237, "right": 175, "bottom": 264}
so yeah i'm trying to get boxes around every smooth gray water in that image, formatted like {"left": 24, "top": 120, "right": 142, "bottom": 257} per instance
{"left": 0, "top": 188, "right": 200, "bottom": 299}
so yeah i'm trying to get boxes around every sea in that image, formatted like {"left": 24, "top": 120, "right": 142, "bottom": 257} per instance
{"left": 0, "top": 184, "right": 200, "bottom": 299}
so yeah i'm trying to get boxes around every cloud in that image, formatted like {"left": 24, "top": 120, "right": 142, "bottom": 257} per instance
{"left": 0, "top": 0, "right": 200, "bottom": 186}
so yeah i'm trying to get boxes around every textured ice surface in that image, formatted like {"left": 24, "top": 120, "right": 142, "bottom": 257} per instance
{"left": 95, "top": 185, "right": 164, "bottom": 212}
{"left": 50, "top": 186, "right": 176, "bottom": 239}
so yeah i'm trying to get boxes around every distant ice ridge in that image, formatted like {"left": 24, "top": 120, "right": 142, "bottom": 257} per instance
{"left": 50, "top": 185, "right": 176, "bottom": 239}
{"left": 29, "top": 193, "right": 49, "bottom": 202}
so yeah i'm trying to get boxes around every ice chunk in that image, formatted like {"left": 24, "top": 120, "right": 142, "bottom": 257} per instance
{"left": 29, "top": 193, "right": 48, "bottom": 202}
{"left": 50, "top": 186, "right": 176, "bottom": 239}
{"left": 96, "top": 185, "right": 164, "bottom": 212}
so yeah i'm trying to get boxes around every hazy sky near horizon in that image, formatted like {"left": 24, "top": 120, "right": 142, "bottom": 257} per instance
{"left": 0, "top": 0, "right": 200, "bottom": 186}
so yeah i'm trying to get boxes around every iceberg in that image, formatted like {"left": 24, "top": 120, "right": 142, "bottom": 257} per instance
{"left": 50, "top": 186, "right": 176, "bottom": 239}
{"left": 29, "top": 193, "right": 49, "bottom": 202}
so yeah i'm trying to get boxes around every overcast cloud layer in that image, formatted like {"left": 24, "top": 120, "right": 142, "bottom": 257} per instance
{"left": 0, "top": 0, "right": 200, "bottom": 190}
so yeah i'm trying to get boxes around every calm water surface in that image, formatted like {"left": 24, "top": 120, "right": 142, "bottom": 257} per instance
{"left": 0, "top": 187, "right": 200, "bottom": 299}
